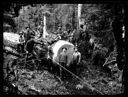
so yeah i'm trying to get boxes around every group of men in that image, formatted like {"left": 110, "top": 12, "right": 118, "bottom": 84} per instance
{"left": 17, "top": 25, "right": 82, "bottom": 79}
{"left": 18, "top": 26, "right": 44, "bottom": 55}
{"left": 17, "top": 26, "right": 61, "bottom": 54}
{"left": 54, "top": 25, "right": 76, "bottom": 42}
{"left": 59, "top": 47, "right": 81, "bottom": 79}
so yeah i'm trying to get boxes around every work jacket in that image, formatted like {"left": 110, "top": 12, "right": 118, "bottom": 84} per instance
{"left": 59, "top": 52, "right": 67, "bottom": 64}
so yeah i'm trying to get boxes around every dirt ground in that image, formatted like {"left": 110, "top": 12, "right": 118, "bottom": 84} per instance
{"left": 3, "top": 54, "right": 123, "bottom": 95}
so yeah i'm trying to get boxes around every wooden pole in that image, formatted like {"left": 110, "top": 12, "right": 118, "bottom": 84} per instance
{"left": 77, "top": 4, "right": 82, "bottom": 32}
{"left": 43, "top": 14, "right": 48, "bottom": 38}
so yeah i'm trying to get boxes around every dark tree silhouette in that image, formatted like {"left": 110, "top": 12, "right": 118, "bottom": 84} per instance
{"left": 112, "top": 4, "right": 124, "bottom": 71}
{"left": 123, "top": 4, "right": 128, "bottom": 94}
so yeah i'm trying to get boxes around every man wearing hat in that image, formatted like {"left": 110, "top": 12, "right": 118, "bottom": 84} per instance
{"left": 18, "top": 30, "right": 25, "bottom": 53}
{"left": 57, "top": 25, "right": 63, "bottom": 35}
{"left": 59, "top": 48, "right": 68, "bottom": 79}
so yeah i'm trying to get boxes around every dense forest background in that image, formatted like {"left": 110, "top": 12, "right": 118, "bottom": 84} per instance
{"left": 3, "top": 3, "right": 126, "bottom": 95}
{"left": 3, "top": 3, "right": 118, "bottom": 60}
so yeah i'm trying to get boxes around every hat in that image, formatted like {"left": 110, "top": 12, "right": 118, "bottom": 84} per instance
{"left": 26, "top": 27, "right": 29, "bottom": 29}
{"left": 19, "top": 31, "right": 23, "bottom": 35}
{"left": 58, "top": 24, "right": 62, "bottom": 28}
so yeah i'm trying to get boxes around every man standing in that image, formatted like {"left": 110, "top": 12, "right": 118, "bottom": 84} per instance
{"left": 18, "top": 31, "right": 25, "bottom": 53}
{"left": 57, "top": 25, "right": 63, "bottom": 37}
{"left": 24, "top": 27, "right": 34, "bottom": 44}
{"left": 70, "top": 29, "right": 76, "bottom": 43}
{"left": 59, "top": 48, "right": 68, "bottom": 79}
{"left": 34, "top": 28, "right": 41, "bottom": 39}
{"left": 61, "top": 30, "right": 68, "bottom": 40}
{"left": 72, "top": 47, "right": 81, "bottom": 75}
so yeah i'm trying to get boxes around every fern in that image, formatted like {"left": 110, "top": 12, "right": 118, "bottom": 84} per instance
{"left": 103, "top": 49, "right": 118, "bottom": 67}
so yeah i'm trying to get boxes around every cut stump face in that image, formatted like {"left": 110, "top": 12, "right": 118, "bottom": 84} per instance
{"left": 4, "top": 32, "right": 21, "bottom": 44}
{"left": 52, "top": 40, "right": 75, "bottom": 65}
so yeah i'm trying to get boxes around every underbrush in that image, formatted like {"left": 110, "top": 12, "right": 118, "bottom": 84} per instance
{"left": 3, "top": 54, "right": 123, "bottom": 95}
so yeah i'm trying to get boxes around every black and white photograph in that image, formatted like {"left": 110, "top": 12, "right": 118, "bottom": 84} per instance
{"left": 2, "top": 2, "right": 127, "bottom": 95}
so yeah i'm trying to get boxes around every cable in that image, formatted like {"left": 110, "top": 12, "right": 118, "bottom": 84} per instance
{"left": 16, "top": 56, "right": 104, "bottom": 95}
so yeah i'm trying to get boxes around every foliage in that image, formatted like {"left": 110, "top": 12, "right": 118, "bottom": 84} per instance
{"left": 15, "top": 4, "right": 116, "bottom": 61}
{"left": 103, "top": 48, "right": 117, "bottom": 67}
{"left": 3, "top": 4, "right": 117, "bottom": 66}
{"left": 76, "top": 4, "right": 116, "bottom": 62}
{"left": 17, "top": 4, "right": 50, "bottom": 32}
{"left": 3, "top": 4, "right": 124, "bottom": 95}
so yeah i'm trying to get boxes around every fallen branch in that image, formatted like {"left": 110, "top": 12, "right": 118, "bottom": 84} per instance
{"left": 29, "top": 84, "right": 41, "bottom": 92}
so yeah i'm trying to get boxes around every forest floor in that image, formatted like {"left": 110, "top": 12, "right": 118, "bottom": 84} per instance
{"left": 3, "top": 54, "right": 123, "bottom": 95}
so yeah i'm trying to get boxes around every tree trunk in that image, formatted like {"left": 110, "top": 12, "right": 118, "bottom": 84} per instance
{"left": 43, "top": 15, "right": 48, "bottom": 38}
{"left": 112, "top": 5, "right": 124, "bottom": 71}
{"left": 77, "top": 4, "right": 82, "bottom": 31}
{"left": 72, "top": 7, "right": 75, "bottom": 30}
{"left": 123, "top": 4, "right": 128, "bottom": 94}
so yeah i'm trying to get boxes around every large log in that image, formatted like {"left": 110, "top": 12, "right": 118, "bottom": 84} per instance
{"left": 4, "top": 46, "right": 22, "bottom": 57}
{"left": 3, "top": 32, "right": 21, "bottom": 49}
{"left": 52, "top": 40, "right": 75, "bottom": 65}
{"left": 3, "top": 32, "right": 23, "bottom": 57}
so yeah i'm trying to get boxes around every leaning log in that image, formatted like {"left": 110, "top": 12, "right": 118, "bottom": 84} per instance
{"left": 3, "top": 32, "right": 21, "bottom": 49}
{"left": 4, "top": 46, "right": 22, "bottom": 57}
{"left": 3, "top": 32, "right": 23, "bottom": 57}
